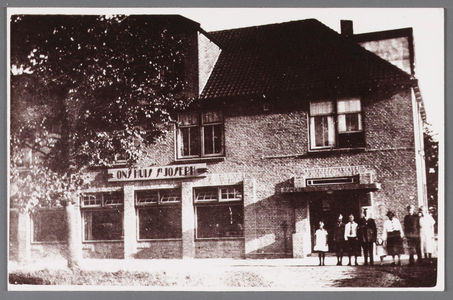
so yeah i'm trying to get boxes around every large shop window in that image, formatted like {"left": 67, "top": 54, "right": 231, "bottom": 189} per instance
{"left": 32, "top": 209, "right": 67, "bottom": 242}
{"left": 81, "top": 192, "right": 123, "bottom": 241}
{"left": 309, "top": 98, "right": 365, "bottom": 150}
{"left": 136, "top": 189, "right": 182, "bottom": 240}
{"left": 177, "top": 111, "right": 224, "bottom": 159}
{"left": 194, "top": 185, "right": 244, "bottom": 239}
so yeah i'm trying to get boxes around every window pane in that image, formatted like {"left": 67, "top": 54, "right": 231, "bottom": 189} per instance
{"left": 181, "top": 127, "right": 201, "bottom": 157}
{"left": 179, "top": 112, "right": 199, "bottom": 126}
{"left": 138, "top": 207, "right": 181, "bottom": 239}
{"left": 195, "top": 187, "right": 218, "bottom": 201}
{"left": 82, "top": 194, "right": 101, "bottom": 206}
{"left": 313, "top": 115, "right": 335, "bottom": 147}
{"left": 196, "top": 205, "right": 244, "bottom": 238}
{"left": 203, "top": 111, "right": 222, "bottom": 124}
{"left": 33, "top": 210, "right": 67, "bottom": 242}
{"left": 220, "top": 186, "right": 242, "bottom": 201}
{"left": 104, "top": 192, "right": 123, "bottom": 206}
{"left": 204, "top": 125, "right": 214, "bottom": 154}
{"left": 337, "top": 98, "right": 361, "bottom": 113}
{"left": 190, "top": 128, "right": 201, "bottom": 156}
{"left": 338, "top": 113, "right": 362, "bottom": 132}
{"left": 160, "top": 190, "right": 181, "bottom": 203}
{"left": 181, "top": 127, "right": 190, "bottom": 156}
{"left": 84, "top": 210, "right": 123, "bottom": 241}
{"left": 213, "top": 124, "right": 223, "bottom": 154}
{"left": 136, "top": 190, "right": 159, "bottom": 204}
{"left": 310, "top": 101, "right": 334, "bottom": 116}
{"left": 204, "top": 124, "right": 223, "bottom": 155}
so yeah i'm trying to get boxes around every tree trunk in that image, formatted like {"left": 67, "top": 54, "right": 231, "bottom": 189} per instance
{"left": 66, "top": 202, "right": 80, "bottom": 268}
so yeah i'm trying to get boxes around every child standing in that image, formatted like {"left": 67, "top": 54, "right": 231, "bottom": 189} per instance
{"left": 375, "top": 237, "right": 387, "bottom": 265}
{"left": 314, "top": 221, "right": 329, "bottom": 266}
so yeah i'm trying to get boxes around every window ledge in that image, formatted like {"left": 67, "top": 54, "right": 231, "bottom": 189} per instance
{"left": 195, "top": 237, "right": 245, "bottom": 241}
{"left": 305, "top": 147, "right": 366, "bottom": 156}
{"left": 137, "top": 238, "right": 182, "bottom": 244}
{"left": 31, "top": 241, "right": 68, "bottom": 245}
{"left": 261, "top": 148, "right": 366, "bottom": 160}
{"left": 173, "top": 156, "right": 226, "bottom": 164}
{"left": 82, "top": 240, "right": 124, "bottom": 243}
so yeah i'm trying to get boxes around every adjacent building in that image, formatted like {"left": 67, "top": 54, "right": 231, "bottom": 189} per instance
{"left": 10, "top": 16, "right": 428, "bottom": 262}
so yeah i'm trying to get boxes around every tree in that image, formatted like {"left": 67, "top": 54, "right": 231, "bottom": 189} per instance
{"left": 10, "top": 15, "right": 192, "bottom": 266}
{"left": 424, "top": 125, "right": 439, "bottom": 231}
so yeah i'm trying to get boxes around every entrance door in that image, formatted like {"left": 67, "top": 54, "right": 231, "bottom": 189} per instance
{"left": 309, "top": 190, "right": 363, "bottom": 252}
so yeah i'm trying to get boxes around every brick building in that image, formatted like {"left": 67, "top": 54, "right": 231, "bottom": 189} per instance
{"left": 10, "top": 16, "right": 428, "bottom": 261}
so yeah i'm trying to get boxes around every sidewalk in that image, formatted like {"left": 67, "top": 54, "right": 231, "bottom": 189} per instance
{"left": 9, "top": 254, "right": 416, "bottom": 272}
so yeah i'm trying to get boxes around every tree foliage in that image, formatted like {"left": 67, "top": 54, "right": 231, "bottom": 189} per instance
{"left": 423, "top": 125, "right": 439, "bottom": 210}
{"left": 11, "top": 15, "right": 191, "bottom": 172}
{"left": 10, "top": 15, "right": 192, "bottom": 209}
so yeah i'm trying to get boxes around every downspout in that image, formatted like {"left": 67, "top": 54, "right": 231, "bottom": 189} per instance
{"left": 411, "top": 79, "right": 428, "bottom": 207}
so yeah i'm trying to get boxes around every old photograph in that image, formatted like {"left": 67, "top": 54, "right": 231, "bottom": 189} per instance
{"left": 7, "top": 7, "right": 444, "bottom": 291}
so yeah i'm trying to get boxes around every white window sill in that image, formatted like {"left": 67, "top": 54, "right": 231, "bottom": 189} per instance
{"left": 174, "top": 156, "right": 225, "bottom": 163}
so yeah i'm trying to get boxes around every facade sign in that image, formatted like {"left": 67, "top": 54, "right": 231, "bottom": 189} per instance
{"left": 107, "top": 163, "right": 207, "bottom": 182}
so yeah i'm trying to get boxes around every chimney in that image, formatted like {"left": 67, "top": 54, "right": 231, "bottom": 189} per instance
{"left": 340, "top": 20, "right": 354, "bottom": 38}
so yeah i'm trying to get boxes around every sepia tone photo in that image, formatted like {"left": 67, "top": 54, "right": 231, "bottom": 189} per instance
{"left": 7, "top": 7, "right": 444, "bottom": 291}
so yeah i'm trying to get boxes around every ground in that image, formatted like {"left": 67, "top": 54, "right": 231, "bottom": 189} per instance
{"left": 8, "top": 256, "right": 439, "bottom": 290}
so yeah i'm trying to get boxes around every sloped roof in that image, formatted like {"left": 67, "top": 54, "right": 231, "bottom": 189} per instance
{"left": 200, "top": 19, "right": 412, "bottom": 100}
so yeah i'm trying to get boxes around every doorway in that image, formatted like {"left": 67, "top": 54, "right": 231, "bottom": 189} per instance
{"left": 309, "top": 190, "right": 363, "bottom": 252}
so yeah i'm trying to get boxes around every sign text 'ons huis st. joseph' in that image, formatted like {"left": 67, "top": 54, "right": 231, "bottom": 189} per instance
{"left": 107, "top": 163, "right": 208, "bottom": 182}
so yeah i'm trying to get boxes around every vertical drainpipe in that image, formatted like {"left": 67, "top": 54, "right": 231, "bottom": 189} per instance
{"left": 411, "top": 85, "right": 428, "bottom": 207}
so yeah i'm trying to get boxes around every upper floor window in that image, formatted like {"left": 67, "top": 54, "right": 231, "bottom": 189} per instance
{"left": 309, "top": 98, "right": 365, "bottom": 150}
{"left": 177, "top": 111, "right": 224, "bottom": 159}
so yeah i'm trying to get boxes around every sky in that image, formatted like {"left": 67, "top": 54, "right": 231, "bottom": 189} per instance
{"left": 7, "top": 7, "right": 444, "bottom": 138}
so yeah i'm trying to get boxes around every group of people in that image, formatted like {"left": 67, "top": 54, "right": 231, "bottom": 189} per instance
{"left": 313, "top": 205, "right": 436, "bottom": 266}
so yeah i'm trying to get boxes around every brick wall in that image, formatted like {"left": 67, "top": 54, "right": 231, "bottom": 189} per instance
{"left": 31, "top": 243, "right": 68, "bottom": 261}
{"left": 195, "top": 239, "right": 245, "bottom": 258}
{"left": 136, "top": 241, "right": 182, "bottom": 259}
{"left": 82, "top": 242, "right": 124, "bottom": 259}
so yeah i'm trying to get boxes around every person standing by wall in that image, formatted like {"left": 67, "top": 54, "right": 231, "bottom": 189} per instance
{"left": 344, "top": 214, "right": 359, "bottom": 266}
{"left": 383, "top": 211, "right": 404, "bottom": 265}
{"left": 404, "top": 204, "right": 422, "bottom": 265}
{"left": 332, "top": 214, "right": 346, "bottom": 266}
{"left": 419, "top": 206, "right": 436, "bottom": 264}
{"left": 358, "top": 208, "right": 377, "bottom": 265}
{"left": 314, "top": 221, "right": 329, "bottom": 266}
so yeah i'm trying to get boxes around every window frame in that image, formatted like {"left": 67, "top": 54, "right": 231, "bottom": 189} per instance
{"left": 80, "top": 191, "right": 124, "bottom": 242}
{"left": 31, "top": 208, "right": 68, "bottom": 244}
{"left": 309, "top": 97, "right": 364, "bottom": 150}
{"left": 194, "top": 185, "right": 244, "bottom": 240}
{"left": 177, "top": 111, "right": 225, "bottom": 159}
{"left": 135, "top": 189, "right": 182, "bottom": 241}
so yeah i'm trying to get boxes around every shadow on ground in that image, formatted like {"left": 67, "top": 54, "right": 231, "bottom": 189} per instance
{"left": 332, "top": 259, "right": 438, "bottom": 288}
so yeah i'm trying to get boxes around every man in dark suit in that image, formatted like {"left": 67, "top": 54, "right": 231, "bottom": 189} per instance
{"left": 332, "top": 214, "right": 346, "bottom": 265}
{"left": 358, "top": 208, "right": 377, "bottom": 265}
{"left": 404, "top": 204, "right": 422, "bottom": 265}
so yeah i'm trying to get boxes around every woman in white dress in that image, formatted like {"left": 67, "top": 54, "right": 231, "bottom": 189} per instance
{"left": 419, "top": 206, "right": 436, "bottom": 263}
{"left": 314, "top": 221, "right": 329, "bottom": 266}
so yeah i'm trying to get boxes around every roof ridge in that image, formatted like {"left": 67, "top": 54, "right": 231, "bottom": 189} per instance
{"left": 207, "top": 18, "right": 321, "bottom": 34}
